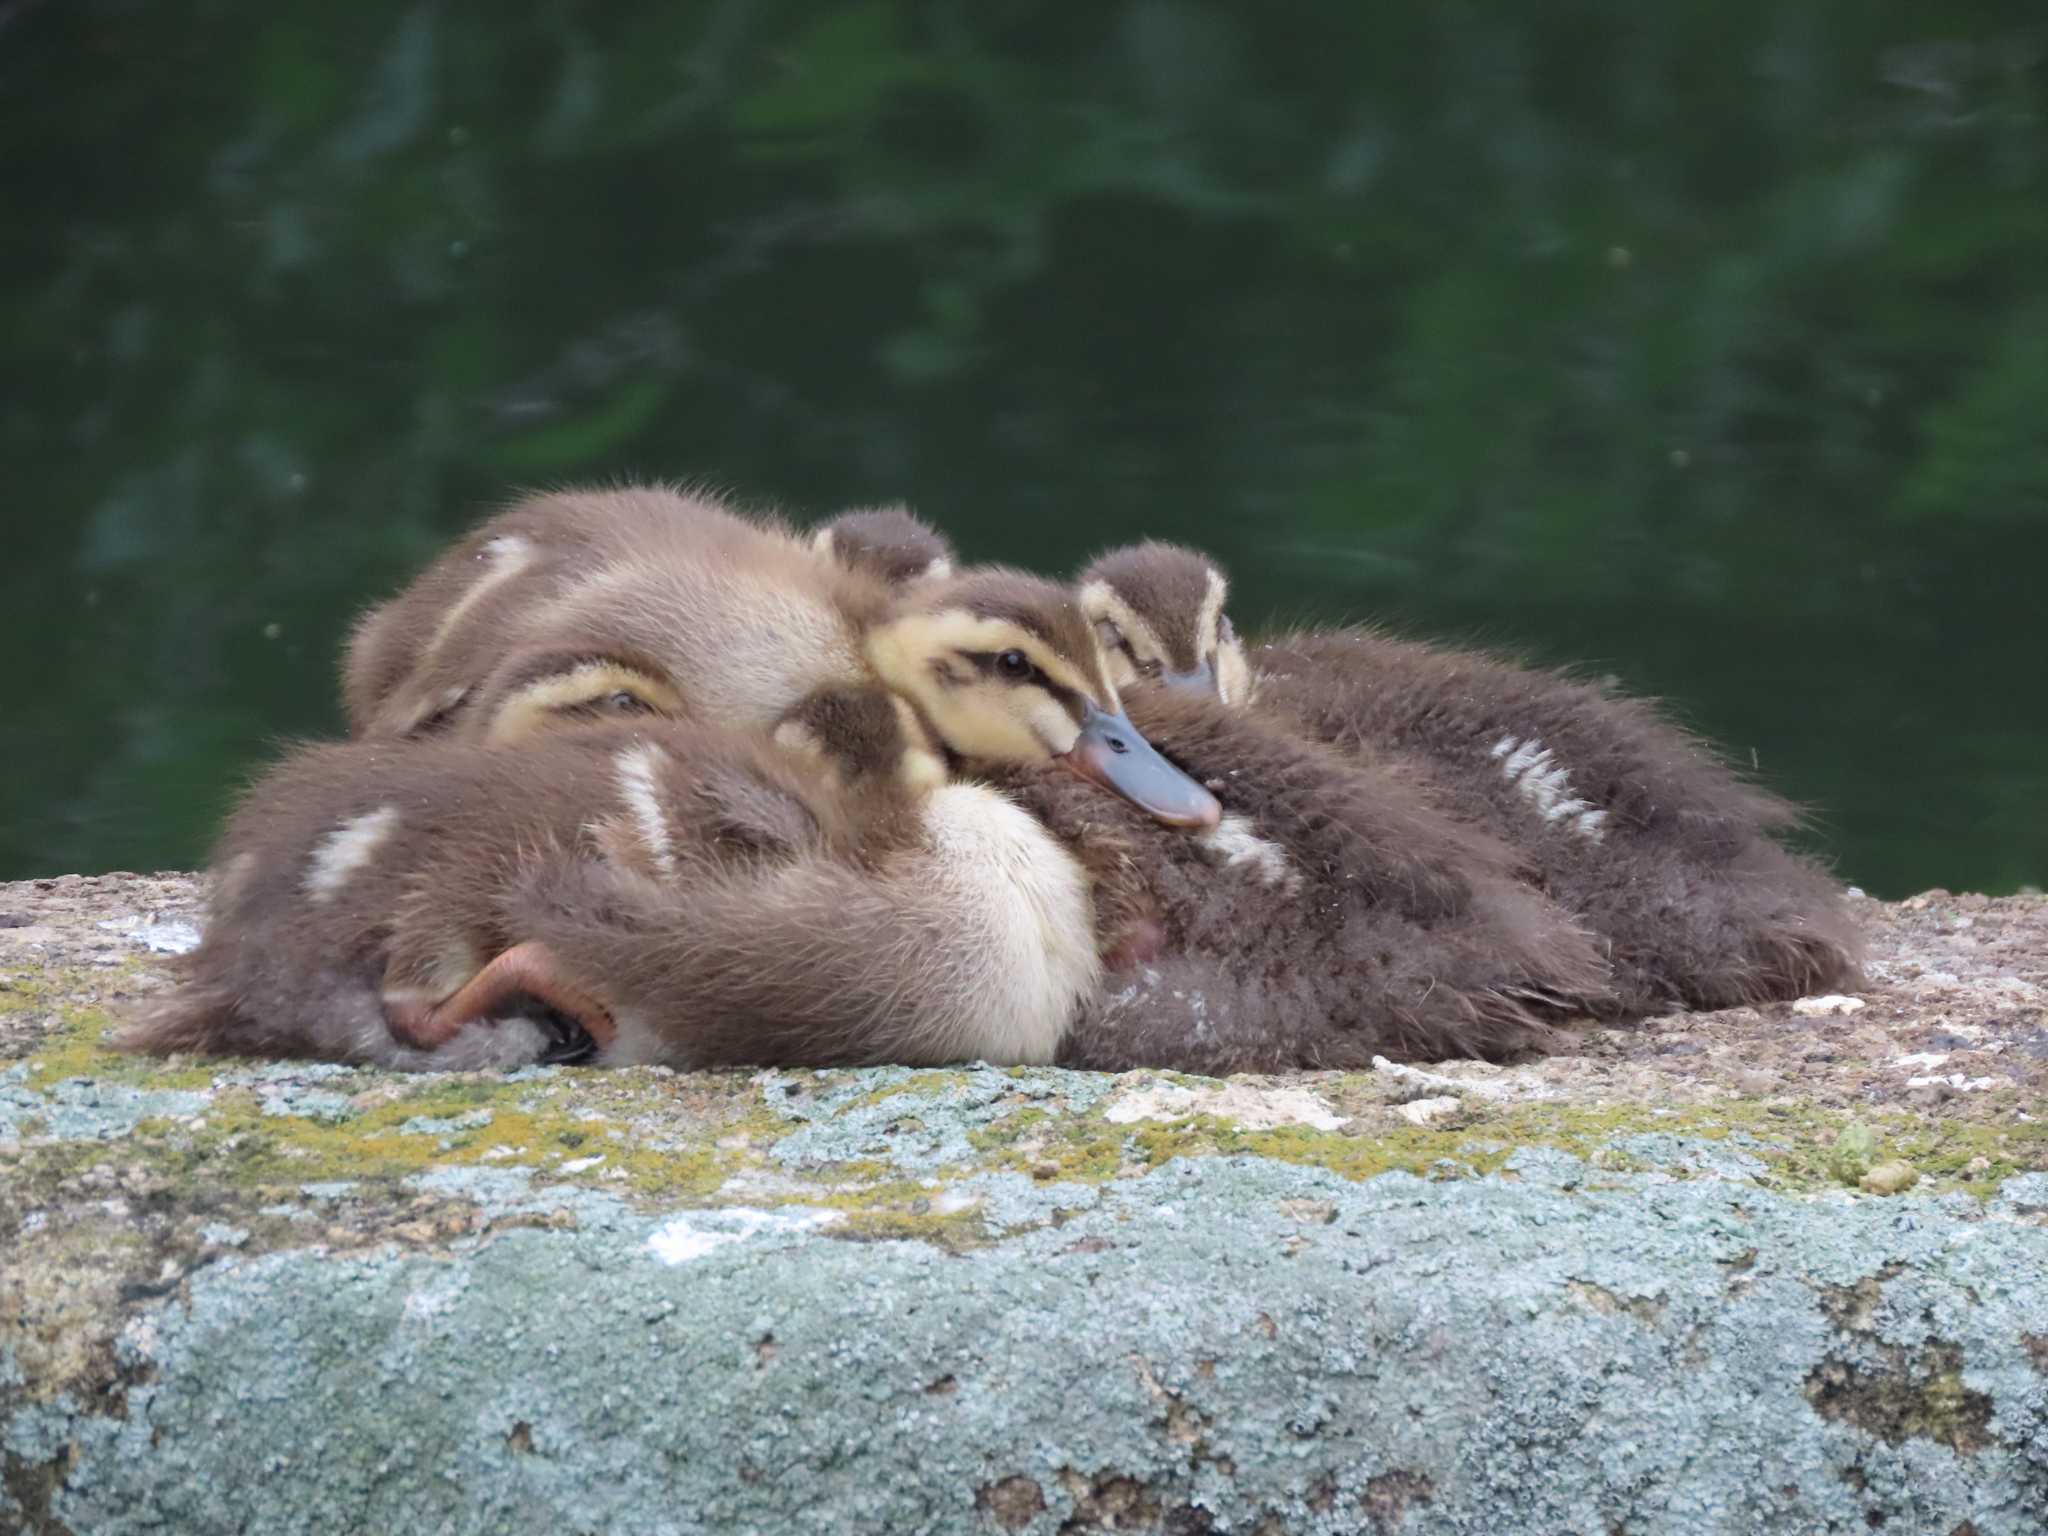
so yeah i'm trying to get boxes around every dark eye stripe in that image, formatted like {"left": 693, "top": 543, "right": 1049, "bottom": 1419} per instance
{"left": 968, "top": 650, "right": 1039, "bottom": 682}
{"left": 965, "top": 651, "right": 1093, "bottom": 720}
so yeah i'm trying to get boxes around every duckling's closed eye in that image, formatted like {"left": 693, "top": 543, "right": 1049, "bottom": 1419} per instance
{"left": 565, "top": 689, "right": 660, "bottom": 721}
{"left": 1092, "top": 617, "right": 1164, "bottom": 679}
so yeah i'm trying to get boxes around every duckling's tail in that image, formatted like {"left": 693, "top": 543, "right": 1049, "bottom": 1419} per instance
{"left": 116, "top": 972, "right": 241, "bottom": 1058}
{"left": 1589, "top": 843, "right": 1866, "bottom": 1017}
{"left": 1058, "top": 953, "right": 1563, "bottom": 1075}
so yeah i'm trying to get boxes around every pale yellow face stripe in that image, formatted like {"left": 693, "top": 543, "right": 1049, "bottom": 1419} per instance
{"left": 867, "top": 610, "right": 1112, "bottom": 710}
{"left": 1077, "top": 579, "right": 1172, "bottom": 676}
{"left": 1194, "top": 569, "right": 1228, "bottom": 668}
{"left": 486, "top": 661, "right": 684, "bottom": 743}
{"left": 865, "top": 608, "right": 1117, "bottom": 766}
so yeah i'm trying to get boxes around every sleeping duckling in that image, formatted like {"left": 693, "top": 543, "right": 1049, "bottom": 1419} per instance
{"left": 120, "top": 687, "right": 1102, "bottom": 1071}
{"left": 977, "top": 685, "right": 1615, "bottom": 1071}
{"left": 346, "top": 491, "right": 951, "bottom": 738}
{"left": 341, "top": 485, "right": 721, "bottom": 739}
{"left": 1076, "top": 542, "right": 1862, "bottom": 1016}
{"left": 1078, "top": 540, "right": 1255, "bottom": 704}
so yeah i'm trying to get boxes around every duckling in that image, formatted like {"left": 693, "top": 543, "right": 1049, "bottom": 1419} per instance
{"left": 1079, "top": 539, "right": 1254, "bottom": 703}
{"left": 347, "top": 491, "right": 952, "bottom": 739}
{"left": 1076, "top": 542, "right": 1862, "bottom": 1016}
{"left": 975, "top": 685, "right": 1615, "bottom": 1072}
{"left": 343, "top": 485, "right": 813, "bottom": 740}
{"left": 120, "top": 687, "right": 1103, "bottom": 1071}
{"left": 810, "top": 505, "right": 956, "bottom": 586}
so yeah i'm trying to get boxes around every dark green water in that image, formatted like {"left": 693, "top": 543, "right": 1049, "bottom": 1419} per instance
{"left": 4, "top": 2, "right": 2044, "bottom": 896}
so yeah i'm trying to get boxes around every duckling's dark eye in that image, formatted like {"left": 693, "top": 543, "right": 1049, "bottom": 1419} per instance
{"left": 996, "top": 649, "right": 1032, "bottom": 680}
{"left": 1138, "top": 657, "right": 1164, "bottom": 680}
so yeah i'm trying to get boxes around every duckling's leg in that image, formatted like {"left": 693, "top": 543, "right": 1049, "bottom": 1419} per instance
{"left": 385, "top": 942, "right": 617, "bottom": 1052}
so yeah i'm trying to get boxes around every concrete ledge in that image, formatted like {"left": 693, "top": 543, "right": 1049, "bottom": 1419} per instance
{"left": 4, "top": 875, "right": 2045, "bottom": 1534}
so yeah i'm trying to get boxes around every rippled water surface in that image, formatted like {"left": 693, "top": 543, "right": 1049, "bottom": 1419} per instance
{"left": 4, "top": 2, "right": 2044, "bottom": 895}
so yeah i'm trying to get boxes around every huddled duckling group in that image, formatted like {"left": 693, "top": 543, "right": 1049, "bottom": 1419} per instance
{"left": 125, "top": 485, "right": 1861, "bottom": 1075}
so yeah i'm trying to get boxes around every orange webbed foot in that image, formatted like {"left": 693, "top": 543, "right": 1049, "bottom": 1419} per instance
{"left": 385, "top": 942, "right": 617, "bottom": 1054}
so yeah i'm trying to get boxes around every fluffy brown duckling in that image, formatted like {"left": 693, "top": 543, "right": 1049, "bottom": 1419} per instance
{"left": 810, "top": 505, "right": 956, "bottom": 585}
{"left": 346, "top": 492, "right": 954, "bottom": 737}
{"left": 340, "top": 486, "right": 708, "bottom": 739}
{"left": 1076, "top": 542, "right": 1863, "bottom": 1016}
{"left": 346, "top": 486, "right": 1218, "bottom": 830}
{"left": 121, "top": 688, "right": 1103, "bottom": 1071}
{"left": 1078, "top": 540, "right": 1255, "bottom": 704}
{"left": 975, "top": 685, "right": 1615, "bottom": 1072}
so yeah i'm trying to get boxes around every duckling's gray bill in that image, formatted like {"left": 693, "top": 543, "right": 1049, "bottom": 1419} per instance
{"left": 1060, "top": 705, "right": 1221, "bottom": 830}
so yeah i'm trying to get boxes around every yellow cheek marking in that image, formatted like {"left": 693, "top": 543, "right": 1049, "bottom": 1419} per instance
{"left": 1078, "top": 580, "right": 1169, "bottom": 679}
{"left": 899, "top": 748, "right": 948, "bottom": 794}
{"left": 1099, "top": 649, "right": 1142, "bottom": 691}
{"left": 1029, "top": 697, "right": 1081, "bottom": 756}
{"left": 486, "top": 663, "right": 684, "bottom": 743}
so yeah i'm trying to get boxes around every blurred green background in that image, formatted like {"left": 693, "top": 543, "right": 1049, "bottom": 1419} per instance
{"left": 3, "top": 1, "right": 2043, "bottom": 895}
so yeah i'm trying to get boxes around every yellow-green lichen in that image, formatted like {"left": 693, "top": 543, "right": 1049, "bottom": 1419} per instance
{"left": 6, "top": 964, "right": 219, "bottom": 1092}
{"left": 143, "top": 1075, "right": 761, "bottom": 1195}
{"left": 802, "top": 1179, "right": 994, "bottom": 1247}
{"left": 960, "top": 1094, "right": 2047, "bottom": 1200}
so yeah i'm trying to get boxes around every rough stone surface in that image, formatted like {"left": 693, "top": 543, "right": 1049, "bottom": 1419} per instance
{"left": 3, "top": 874, "right": 2045, "bottom": 1534}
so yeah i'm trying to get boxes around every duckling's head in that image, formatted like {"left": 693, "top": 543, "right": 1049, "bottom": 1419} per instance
{"left": 478, "top": 647, "right": 684, "bottom": 744}
{"left": 865, "top": 568, "right": 1222, "bottom": 830}
{"left": 773, "top": 683, "right": 948, "bottom": 797}
{"left": 1077, "top": 541, "right": 1251, "bottom": 705}
{"left": 813, "top": 506, "right": 956, "bottom": 587}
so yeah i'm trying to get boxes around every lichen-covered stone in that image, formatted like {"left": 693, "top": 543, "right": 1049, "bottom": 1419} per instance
{"left": 1860, "top": 1159, "right": 1921, "bottom": 1195}
{"left": 3, "top": 874, "right": 2046, "bottom": 1533}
